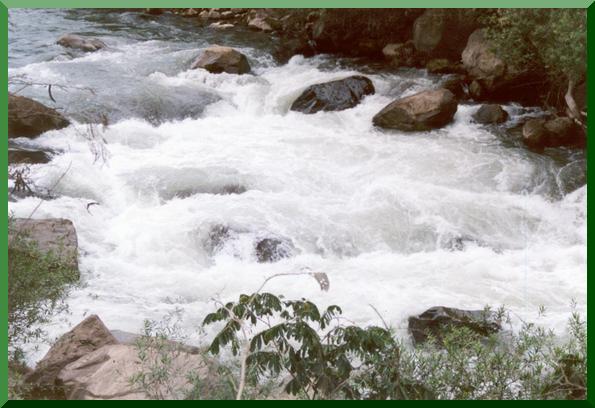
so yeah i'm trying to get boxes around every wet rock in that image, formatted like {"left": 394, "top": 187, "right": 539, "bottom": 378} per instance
{"left": 190, "top": 45, "right": 251, "bottom": 75}
{"left": 204, "top": 224, "right": 235, "bottom": 255}
{"left": 440, "top": 75, "right": 468, "bottom": 99}
{"left": 8, "top": 146, "right": 51, "bottom": 164}
{"left": 25, "top": 315, "right": 118, "bottom": 397}
{"left": 408, "top": 306, "right": 501, "bottom": 346}
{"left": 290, "top": 75, "right": 375, "bottom": 114}
{"left": 255, "top": 237, "right": 293, "bottom": 263}
{"left": 10, "top": 218, "right": 79, "bottom": 274}
{"left": 373, "top": 88, "right": 458, "bottom": 131}
{"left": 522, "top": 117, "right": 583, "bottom": 150}
{"left": 57, "top": 344, "right": 208, "bottom": 400}
{"left": 57, "top": 34, "right": 107, "bottom": 52}
{"left": 413, "top": 9, "right": 482, "bottom": 61}
{"left": 209, "top": 22, "right": 234, "bottom": 30}
{"left": 558, "top": 159, "right": 586, "bottom": 195}
{"left": 9, "top": 93, "right": 70, "bottom": 138}
{"left": 472, "top": 104, "right": 508, "bottom": 124}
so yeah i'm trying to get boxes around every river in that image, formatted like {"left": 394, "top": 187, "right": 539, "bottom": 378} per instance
{"left": 8, "top": 9, "right": 586, "bottom": 362}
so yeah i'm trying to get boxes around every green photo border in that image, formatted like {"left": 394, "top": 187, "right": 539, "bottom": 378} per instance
{"left": 1, "top": 1, "right": 593, "bottom": 404}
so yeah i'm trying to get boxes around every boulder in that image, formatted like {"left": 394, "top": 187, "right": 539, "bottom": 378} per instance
{"left": 56, "top": 34, "right": 106, "bottom": 52}
{"left": 255, "top": 237, "right": 293, "bottom": 263}
{"left": 209, "top": 22, "right": 234, "bottom": 30}
{"left": 57, "top": 344, "right": 208, "bottom": 400}
{"left": 8, "top": 94, "right": 70, "bottom": 138}
{"left": 247, "top": 9, "right": 275, "bottom": 32}
{"left": 413, "top": 9, "right": 482, "bottom": 60}
{"left": 522, "top": 117, "right": 583, "bottom": 150}
{"left": 10, "top": 218, "right": 79, "bottom": 273}
{"left": 408, "top": 306, "right": 501, "bottom": 346}
{"left": 190, "top": 45, "right": 251, "bottom": 75}
{"left": 461, "top": 29, "right": 543, "bottom": 104}
{"left": 373, "top": 88, "right": 458, "bottom": 131}
{"left": 290, "top": 75, "right": 375, "bottom": 114}
{"left": 25, "top": 315, "right": 118, "bottom": 394}
{"left": 472, "top": 104, "right": 508, "bottom": 124}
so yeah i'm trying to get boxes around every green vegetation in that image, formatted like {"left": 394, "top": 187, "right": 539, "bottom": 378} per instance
{"left": 485, "top": 9, "right": 586, "bottom": 115}
{"left": 201, "top": 293, "right": 586, "bottom": 400}
{"left": 8, "top": 218, "right": 77, "bottom": 398}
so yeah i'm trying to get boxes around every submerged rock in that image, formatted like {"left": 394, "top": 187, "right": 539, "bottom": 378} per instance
{"left": 290, "top": 75, "right": 375, "bottom": 114}
{"left": 255, "top": 237, "right": 293, "bottom": 263}
{"left": 8, "top": 146, "right": 51, "bottom": 164}
{"left": 25, "top": 315, "right": 117, "bottom": 397}
{"left": 408, "top": 306, "right": 501, "bottom": 346}
{"left": 57, "top": 34, "right": 107, "bottom": 52}
{"left": 472, "top": 104, "right": 508, "bottom": 124}
{"left": 373, "top": 88, "right": 458, "bottom": 131}
{"left": 8, "top": 94, "right": 70, "bottom": 138}
{"left": 190, "top": 45, "right": 251, "bottom": 75}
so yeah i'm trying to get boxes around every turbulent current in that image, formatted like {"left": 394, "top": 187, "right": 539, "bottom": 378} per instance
{"left": 8, "top": 9, "right": 586, "bottom": 362}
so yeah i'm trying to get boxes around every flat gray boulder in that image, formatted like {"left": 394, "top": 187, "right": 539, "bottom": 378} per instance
{"left": 57, "top": 34, "right": 107, "bottom": 52}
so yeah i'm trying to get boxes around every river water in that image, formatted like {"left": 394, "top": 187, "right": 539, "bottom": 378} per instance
{"left": 8, "top": 9, "right": 587, "bottom": 362}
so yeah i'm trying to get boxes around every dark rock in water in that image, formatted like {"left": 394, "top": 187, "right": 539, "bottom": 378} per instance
{"left": 558, "top": 159, "right": 586, "bottom": 195}
{"left": 408, "top": 306, "right": 501, "bottom": 346}
{"left": 9, "top": 146, "right": 51, "bottom": 164}
{"left": 204, "top": 224, "right": 235, "bottom": 255}
{"left": 9, "top": 93, "right": 70, "bottom": 138}
{"left": 522, "top": 117, "right": 584, "bottom": 150}
{"left": 373, "top": 88, "right": 458, "bottom": 131}
{"left": 255, "top": 237, "right": 293, "bottom": 263}
{"left": 24, "top": 315, "right": 117, "bottom": 398}
{"left": 219, "top": 184, "right": 247, "bottom": 195}
{"left": 472, "top": 104, "right": 508, "bottom": 124}
{"left": 191, "top": 45, "right": 251, "bottom": 75}
{"left": 442, "top": 235, "right": 501, "bottom": 253}
{"left": 290, "top": 75, "right": 375, "bottom": 114}
{"left": 57, "top": 34, "right": 107, "bottom": 52}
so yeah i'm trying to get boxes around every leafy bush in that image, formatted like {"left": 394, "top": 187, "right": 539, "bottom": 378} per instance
{"left": 203, "top": 292, "right": 586, "bottom": 400}
{"left": 8, "top": 219, "right": 77, "bottom": 361}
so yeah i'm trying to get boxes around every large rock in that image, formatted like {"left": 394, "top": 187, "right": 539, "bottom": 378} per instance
{"left": 408, "top": 306, "right": 501, "bottom": 346}
{"left": 8, "top": 94, "right": 70, "bottom": 138}
{"left": 246, "top": 9, "right": 275, "bottom": 32}
{"left": 57, "top": 344, "right": 208, "bottom": 400}
{"left": 461, "top": 29, "right": 543, "bottom": 104}
{"left": 290, "top": 75, "right": 375, "bottom": 114}
{"left": 10, "top": 218, "right": 79, "bottom": 273}
{"left": 57, "top": 34, "right": 107, "bottom": 52}
{"left": 413, "top": 9, "right": 482, "bottom": 61}
{"left": 25, "top": 315, "right": 118, "bottom": 394}
{"left": 373, "top": 88, "right": 458, "bottom": 131}
{"left": 190, "top": 45, "right": 251, "bottom": 75}
{"left": 472, "top": 104, "right": 508, "bottom": 124}
{"left": 522, "top": 117, "right": 583, "bottom": 150}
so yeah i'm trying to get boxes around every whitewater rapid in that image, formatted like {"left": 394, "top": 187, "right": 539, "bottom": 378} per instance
{"left": 8, "top": 9, "right": 586, "bottom": 363}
